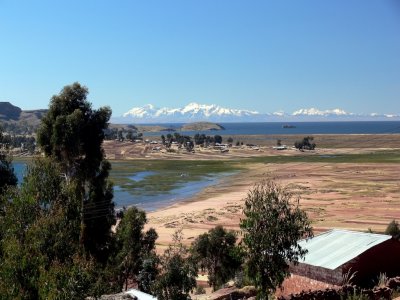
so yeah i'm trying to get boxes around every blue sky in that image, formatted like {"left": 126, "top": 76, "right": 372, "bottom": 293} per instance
{"left": 1, "top": 0, "right": 399, "bottom": 116}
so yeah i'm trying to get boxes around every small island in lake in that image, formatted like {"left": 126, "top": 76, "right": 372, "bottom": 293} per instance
{"left": 181, "top": 122, "right": 225, "bottom": 131}
{"left": 109, "top": 122, "right": 225, "bottom": 134}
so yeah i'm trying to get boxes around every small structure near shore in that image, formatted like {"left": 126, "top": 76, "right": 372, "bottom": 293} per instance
{"left": 291, "top": 229, "right": 400, "bottom": 286}
{"left": 125, "top": 289, "right": 157, "bottom": 300}
{"left": 87, "top": 289, "right": 157, "bottom": 300}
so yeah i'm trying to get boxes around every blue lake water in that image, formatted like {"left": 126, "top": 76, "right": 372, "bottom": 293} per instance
{"left": 114, "top": 173, "right": 231, "bottom": 211}
{"left": 142, "top": 121, "right": 400, "bottom": 136}
{"left": 10, "top": 121, "right": 400, "bottom": 210}
{"left": 12, "top": 162, "right": 26, "bottom": 185}
{"left": 128, "top": 171, "right": 157, "bottom": 182}
{"left": 11, "top": 162, "right": 231, "bottom": 211}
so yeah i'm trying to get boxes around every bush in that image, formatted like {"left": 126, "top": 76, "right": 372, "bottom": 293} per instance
{"left": 194, "top": 286, "right": 206, "bottom": 295}
{"left": 240, "top": 180, "right": 313, "bottom": 297}
{"left": 385, "top": 220, "right": 400, "bottom": 239}
{"left": 294, "top": 136, "right": 316, "bottom": 150}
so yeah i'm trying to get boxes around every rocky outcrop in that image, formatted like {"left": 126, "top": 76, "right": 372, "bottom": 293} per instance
{"left": 0, "top": 102, "right": 21, "bottom": 120}
{"left": 206, "top": 286, "right": 257, "bottom": 300}
{"left": 86, "top": 292, "right": 137, "bottom": 300}
{"left": 277, "top": 277, "right": 400, "bottom": 300}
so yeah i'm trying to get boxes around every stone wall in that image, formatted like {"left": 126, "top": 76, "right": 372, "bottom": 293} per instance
{"left": 277, "top": 277, "right": 400, "bottom": 300}
{"left": 290, "top": 263, "right": 343, "bottom": 285}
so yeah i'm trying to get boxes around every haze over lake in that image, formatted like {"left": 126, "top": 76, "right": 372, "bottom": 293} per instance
{"left": 142, "top": 121, "right": 400, "bottom": 136}
{"left": 11, "top": 121, "right": 400, "bottom": 211}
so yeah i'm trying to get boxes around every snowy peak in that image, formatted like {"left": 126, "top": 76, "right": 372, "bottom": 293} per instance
{"left": 179, "top": 102, "right": 258, "bottom": 117}
{"left": 115, "top": 103, "right": 400, "bottom": 123}
{"left": 289, "top": 108, "right": 400, "bottom": 119}
{"left": 292, "top": 108, "right": 350, "bottom": 116}
{"left": 121, "top": 102, "right": 261, "bottom": 122}
{"left": 123, "top": 104, "right": 157, "bottom": 118}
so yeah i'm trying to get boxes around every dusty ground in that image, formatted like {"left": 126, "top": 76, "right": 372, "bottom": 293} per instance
{"left": 104, "top": 134, "right": 400, "bottom": 296}
{"left": 142, "top": 157, "right": 399, "bottom": 297}
{"left": 144, "top": 160, "right": 400, "bottom": 251}
{"left": 103, "top": 134, "right": 400, "bottom": 249}
{"left": 276, "top": 274, "right": 339, "bottom": 298}
{"left": 103, "top": 133, "right": 400, "bottom": 160}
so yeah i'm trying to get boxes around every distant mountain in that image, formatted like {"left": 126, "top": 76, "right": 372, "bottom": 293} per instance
{"left": 116, "top": 102, "right": 266, "bottom": 123}
{"left": 0, "top": 102, "right": 22, "bottom": 120}
{"left": 284, "top": 107, "right": 400, "bottom": 121}
{"left": 1, "top": 102, "right": 399, "bottom": 131}
{"left": 0, "top": 102, "right": 47, "bottom": 134}
{"left": 114, "top": 103, "right": 400, "bottom": 123}
{"left": 292, "top": 108, "right": 350, "bottom": 117}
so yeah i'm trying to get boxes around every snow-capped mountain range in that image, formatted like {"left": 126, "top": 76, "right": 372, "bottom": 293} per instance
{"left": 111, "top": 102, "right": 400, "bottom": 123}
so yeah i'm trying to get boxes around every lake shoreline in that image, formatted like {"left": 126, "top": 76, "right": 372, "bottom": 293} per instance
{"left": 145, "top": 159, "right": 400, "bottom": 252}
{"left": 12, "top": 133, "right": 400, "bottom": 252}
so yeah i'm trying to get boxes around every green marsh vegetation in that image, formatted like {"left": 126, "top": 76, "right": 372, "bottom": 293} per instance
{"left": 14, "top": 149, "right": 399, "bottom": 198}
{"left": 101, "top": 150, "right": 400, "bottom": 202}
{"left": 110, "top": 159, "right": 243, "bottom": 195}
{"left": 245, "top": 150, "right": 400, "bottom": 164}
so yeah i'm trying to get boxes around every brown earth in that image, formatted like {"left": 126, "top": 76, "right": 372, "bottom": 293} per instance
{"left": 144, "top": 160, "right": 400, "bottom": 251}
{"left": 103, "top": 134, "right": 400, "bottom": 297}
{"left": 275, "top": 274, "right": 340, "bottom": 298}
{"left": 103, "top": 133, "right": 400, "bottom": 160}
{"left": 104, "top": 134, "right": 400, "bottom": 250}
{"left": 103, "top": 134, "right": 400, "bottom": 251}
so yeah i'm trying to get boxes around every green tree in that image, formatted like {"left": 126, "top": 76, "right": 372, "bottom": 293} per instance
{"left": 385, "top": 220, "right": 400, "bottom": 239}
{"left": 137, "top": 254, "right": 160, "bottom": 294}
{"left": 0, "top": 126, "right": 18, "bottom": 191}
{"left": 114, "top": 207, "right": 158, "bottom": 290}
{"left": 154, "top": 230, "right": 197, "bottom": 300}
{"left": 214, "top": 135, "right": 222, "bottom": 144}
{"left": 117, "top": 130, "right": 124, "bottom": 141}
{"left": 0, "top": 158, "right": 99, "bottom": 299}
{"left": 294, "top": 136, "right": 316, "bottom": 150}
{"left": 126, "top": 130, "right": 134, "bottom": 141}
{"left": 191, "top": 225, "right": 243, "bottom": 291}
{"left": 240, "top": 180, "right": 313, "bottom": 299}
{"left": 37, "top": 82, "right": 115, "bottom": 261}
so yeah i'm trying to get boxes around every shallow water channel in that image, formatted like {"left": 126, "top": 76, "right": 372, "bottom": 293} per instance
{"left": 12, "top": 161, "right": 237, "bottom": 212}
{"left": 114, "top": 170, "right": 233, "bottom": 211}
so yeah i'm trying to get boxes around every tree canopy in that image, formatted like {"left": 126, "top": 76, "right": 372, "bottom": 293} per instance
{"left": 0, "top": 158, "right": 94, "bottom": 299}
{"left": 191, "top": 225, "right": 243, "bottom": 291}
{"left": 0, "top": 126, "right": 17, "bottom": 191}
{"left": 1, "top": 83, "right": 164, "bottom": 299}
{"left": 154, "top": 230, "right": 197, "bottom": 300}
{"left": 37, "top": 82, "right": 115, "bottom": 260}
{"left": 294, "top": 136, "right": 316, "bottom": 150}
{"left": 114, "top": 207, "right": 158, "bottom": 290}
{"left": 385, "top": 220, "right": 400, "bottom": 240}
{"left": 0, "top": 83, "right": 120, "bottom": 298}
{"left": 240, "top": 180, "right": 313, "bottom": 298}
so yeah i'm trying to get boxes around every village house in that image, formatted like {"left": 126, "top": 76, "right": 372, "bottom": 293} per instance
{"left": 291, "top": 229, "right": 400, "bottom": 287}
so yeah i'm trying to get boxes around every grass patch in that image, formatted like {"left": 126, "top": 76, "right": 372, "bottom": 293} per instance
{"left": 243, "top": 150, "right": 400, "bottom": 164}
{"left": 110, "top": 159, "right": 242, "bottom": 195}
{"left": 206, "top": 215, "right": 218, "bottom": 221}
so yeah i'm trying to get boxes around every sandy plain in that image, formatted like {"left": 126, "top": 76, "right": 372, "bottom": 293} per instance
{"left": 103, "top": 134, "right": 400, "bottom": 250}
{"left": 145, "top": 161, "right": 400, "bottom": 251}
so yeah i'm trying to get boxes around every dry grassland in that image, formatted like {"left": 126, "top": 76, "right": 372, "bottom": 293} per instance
{"left": 102, "top": 134, "right": 400, "bottom": 250}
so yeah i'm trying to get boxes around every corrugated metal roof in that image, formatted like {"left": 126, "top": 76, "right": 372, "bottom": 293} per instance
{"left": 298, "top": 229, "right": 391, "bottom": 270}
{"left": 126, "top": 289, "right": 157, "bottom": 300}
